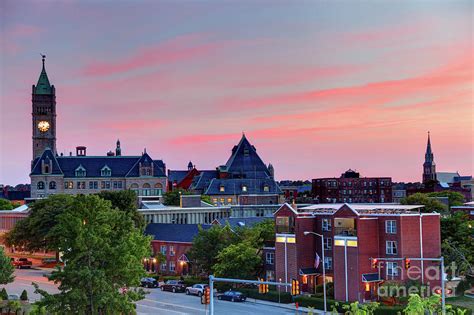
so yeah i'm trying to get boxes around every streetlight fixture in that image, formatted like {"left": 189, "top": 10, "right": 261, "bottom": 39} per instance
{"left": 304, "top": 231, "right": 327, "bottom": 314}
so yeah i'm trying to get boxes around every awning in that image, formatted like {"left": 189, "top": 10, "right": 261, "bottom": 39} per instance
{"left": 362, "top": 273, "right": 382, "bottom": 282}
{"left": 299, "top": 268, "right": 320, "bottom": 276}
{"left": 178, "top": 254, "right": 189, "bottom": 263}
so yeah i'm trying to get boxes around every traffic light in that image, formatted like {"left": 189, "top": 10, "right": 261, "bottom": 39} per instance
{"left": 371, "top": 258, "right": 378, "bottom": 269}
{"left": 404, "top": 258, "right": 411, "bottom": 270}
{"left": 203, "top": 287, "right": 210, "bottom": 304}
{"left": 258, "top": 278, "right": 269, "bottom": 294}
{"left": 291, "top": 279, "right": 300, "bottom": 296}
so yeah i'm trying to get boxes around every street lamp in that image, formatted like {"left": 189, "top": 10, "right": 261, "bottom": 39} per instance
{"left": 304, "top": 231, "right": 327, "bottom": 314}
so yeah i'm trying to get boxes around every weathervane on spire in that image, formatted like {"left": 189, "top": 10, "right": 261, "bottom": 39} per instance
{"left": 40, "top": 53, "right": 46, "bottom": 67}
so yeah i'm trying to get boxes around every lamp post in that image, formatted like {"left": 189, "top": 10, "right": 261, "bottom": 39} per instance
{"left": 304, "top": 231, "right": 327, "bottom": 314}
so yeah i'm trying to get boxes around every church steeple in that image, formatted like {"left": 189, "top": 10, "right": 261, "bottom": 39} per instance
{"left": 115, "top": 139, "right": 121, "bottom": 156}
{"left": 422, "top": 132, "right": 437, "bottom": 183}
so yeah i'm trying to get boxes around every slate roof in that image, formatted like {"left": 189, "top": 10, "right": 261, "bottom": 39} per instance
{"left": 31, "top": 149, "right": 166, "bottom": 177}
{"left": 144, "top": 223, "right": 212, "bottom": 243}
{"left": 436, "top": 172, "right": 461, "bottom": 184}
{"left": 190, "top": 170, "right": 219, "bottom": 192}
{"left": 223, "top": 134, "right": 272, "bottom": 179}
{"left": 205, "top": 178, "right": 282, "bottom": 195}
{"left": 35, "top": 58, "right": 53, "bottom": 95}
{"left": 168, "top": 170, "right": 189, "bottom": 183}
{"left": 214, "top": 216, "right": 272, "bottom": 229}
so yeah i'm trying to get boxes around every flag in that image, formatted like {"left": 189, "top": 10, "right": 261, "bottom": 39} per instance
{"left": 314, "top": 252, "right": 320, "bottom": 269}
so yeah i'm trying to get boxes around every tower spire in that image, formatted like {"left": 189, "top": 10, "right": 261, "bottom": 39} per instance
{"left": 35, "top": 54, "right": 52, "bottom": 95}
{"left": 422, "top": 131, "right": 436, "bottom": 184}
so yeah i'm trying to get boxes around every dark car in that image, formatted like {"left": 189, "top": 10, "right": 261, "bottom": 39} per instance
{"left": 217, "top": 291, "right": 246, "bottom": 302}
{"left": 140, "top": 277, "right": 159, "bottom": 288}
{"left": 160, "top": 280, "right": 186, "bottom": 293}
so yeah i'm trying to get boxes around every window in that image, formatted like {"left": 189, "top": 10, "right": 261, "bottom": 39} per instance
{"left": 77, "top": 181, "right": 86, "bottom": 189}
{"left": 219, "top": 185, "right": 225, "bottom": 192}
{"left": 169, "top": 261, "right": 176, "bottom": 272}
{"left": 75, "top": 166, "right": 86, "bottom": 177}
{"left": 37, "top": 181, "right": 45, "bottom": 190}
{"left": 266, "top": 252, "right": 274, "bottom": 265}
{"left": 387, "top": 262, "right": 399, "bottom": 277}
{"left": 89, "top": 181, "right": 98, "bottom": 189}
{"left": 386, "top": 241, "right": 398, "bottom": 255}
{"left": 266, "top": 270, "right": 275, "bottom": 281}
{"left": 385, "top": 220, "right": 397, "bottom": 234}
{"left": 49, "top": 181, "right": 56, "bottom": 190}
{"left": 113, "top": 181, "right": 118, "bottom": 189}
{"left": 64, "top": 181, "right": 73, "bottom": 189}
{"left": 276, "top": 216, "right": 294, "bottom": 234}
{"left": 101, "top": 181, "right": 110, "bottom": 189}
{"left": 324, "top": 257, "right": 333, "bottom": 270}
{"left": 323, "top": 237, "right": 332, "bottom": 250}
{"left": 242, "top": 185, "right": 247, "bottom": 192}
{"left": 160, "top": 245, "right": 167, "bottom": 255}
{"left": 44, "top": 165, "right": 50, "bottom": 174}
{"left": 322, "top": 219, "right": 332, "bottom": 231}
{"left": 161, "top": 262, "right": 167, "bottom": 271}
{"left": 263, "top": 185, "right": 270, "bottom": 192}
{"left": 118, "top": 181, "right": 123, "bottom": 189}
{"left": 169, "top": 246, "right": 175, "bottom": 256}
{"left": 101, "top": 166, "right": 111, "bottom": 177}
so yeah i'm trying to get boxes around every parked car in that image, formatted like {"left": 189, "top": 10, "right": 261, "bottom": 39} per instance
{"left": 218, "top": 291, "right": 246, "bottom": 302}
{"left": 160, "top": 280, "right": 186, "bottom": 293}
{"left": 12, "top": 258, "right": 33, "bottom": 269}
{"left": 185, "top": 284, "right": 208, "bottom": 296}
{"left": 140, "top": 277, "right": 159, "bottom": 288}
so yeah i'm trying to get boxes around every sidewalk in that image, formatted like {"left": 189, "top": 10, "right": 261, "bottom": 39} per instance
{"left": 245, "top": 298, "right": 327, "bottom": 314}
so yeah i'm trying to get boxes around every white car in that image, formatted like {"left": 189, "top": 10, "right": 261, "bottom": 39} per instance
{"left": 185, "top": 284, "right": 208, "bottom": 296}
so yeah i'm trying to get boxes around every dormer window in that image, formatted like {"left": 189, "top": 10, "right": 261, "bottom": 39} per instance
{"left": 101, "top": 165, "right": 112, "bottom": 177}
{"left": 219, "top": 185, "right": 225, "bottom": 192}
{"left": 75, "top": 165, "right": 86, "bottom": 177}
{"left": 242, "top": 185, "right": 247, "bottom": 192}
{"left": 263, "top": 185, "right": 270, "bottom": 192}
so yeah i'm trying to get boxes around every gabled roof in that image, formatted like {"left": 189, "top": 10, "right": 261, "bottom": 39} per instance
{"left": 168, "top": 170, "right": 189, "bottom": 183}
{"left": 436, "top": 172, "right": 461, "bottom": 184}
{"left": 224, "top": 134, "right": 271, "bottom": 179}
{"left": 30, "top": 149, "right": 63, "bottom": 175}
{"left": 125, "top": 152, "right": 165, "bottom": 177}
{"left": 144, "top": 223, "right": 212, "bottom": 243}
{"left": 204, "top": 178, "right": 282, "bottom": 195}
{"left": 190, "top": 170, "right": 218, "bottom": 191}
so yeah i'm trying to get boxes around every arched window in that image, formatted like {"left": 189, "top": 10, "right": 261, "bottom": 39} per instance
{"left": 130, "top": 183, "right": 139, "bottom": 189}
{"left": 75, "top": 165, "right": 86, "bottom": 177}
{"left": 101, "top": 165, "right": 112, "bottom": 177}
{"left": 154, "top": 183, "right": 163, "bottom": 188}
{"left": 49, "top": 181, "right": 56, "bottom": 190}
{"left": 44, "top": 165, "right": 49, "bottom": 174}
{"left": 37, "top": 181, "right": 45, "bottom": 190}
{"left": 143, "top": 183, "right": 151, "bottom": 188}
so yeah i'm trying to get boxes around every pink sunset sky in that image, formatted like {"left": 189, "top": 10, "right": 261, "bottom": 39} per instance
{"left": 0, "top": 0, "right": 473, "bottom": 185}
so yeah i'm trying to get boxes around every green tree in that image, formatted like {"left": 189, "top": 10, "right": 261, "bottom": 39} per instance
{"left": 427, "top": 191, "right": 465, "bottom": 207}
{"left": 34, "top": 195, "right": 150, "bottom": 314}
{"left": 200, "top": 195, "right": 212, "bottom": 205}
{"left": 188, "top": 225, "right": 238, "bottom": 275}
{"left": 0, "top": 247, "right": 14, "bottom": 285}
{"left": 163, "top": 189, "right": 192, "bottom": 206}
{"left": 441, "top": 212, "right": 474, "bottom": 276}
{"left": 20, "top": 289, "right": 28, "bottom": 301}
{"left": 404, "top": 294, "right": 441, "bottom": 315}
{"left": 0, "top": 198, "right": 14, "bottom": 210}
{"left": 401, "top": 193, "right": 448, "bottom": 213}
{"left": 213, "top": 242, "right": 261, "bottom": 279}
{"left": 0, "top": 288, "right": 8, "bottom": 300}
{"left": 97, "top": 190, "right": 144, "bottom": 229}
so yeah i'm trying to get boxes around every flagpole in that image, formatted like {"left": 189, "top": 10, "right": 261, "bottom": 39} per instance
{"left": 304, "top": 231, "right": 327, "bottom": 314}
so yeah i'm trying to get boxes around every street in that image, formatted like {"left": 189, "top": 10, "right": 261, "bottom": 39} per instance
{"left": 5, "top": 269, "right": 307, "bottom": 314}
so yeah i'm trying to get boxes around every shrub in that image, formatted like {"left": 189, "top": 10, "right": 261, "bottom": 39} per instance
{"left": 293, "top": 296, "right": 349, "bottom": 312}
{"left": 0, "top": 288, "right": 7, "bottom": 300}
{"left": 20, "top": 289, "right": 28, "bottom": 301}
{"left": 7, "top": 300, "right": 21, "bottom": 312}
{"left": 373, "top": 305, "right": 405, "bottom": 315}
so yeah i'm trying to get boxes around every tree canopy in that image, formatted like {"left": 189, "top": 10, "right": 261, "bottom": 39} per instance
{"left": 400, "top": 193, "right": 448, "bottom": 213}
{"left": 34, "top": 194, "right": 150, "bottom": 314}
{"left": 0, "top": 246, "right": 14, "bottom": 285}
{"left": 97, "top": 190, "right": 143, "bottom": 229}
{"left": 0, "top": 198, "right": 15, "bottom": 210}
{"left": 213, "top": 242, "right": 261, "bottom": 279}
{"left": 427, "top": 191, "right": 465, "bottom": 207}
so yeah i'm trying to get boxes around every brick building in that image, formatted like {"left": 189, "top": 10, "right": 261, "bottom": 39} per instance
{"left": 451, "top": 202, "right": 474, "bottom": 220}
{"left": 274, "top": 203, "right": 441, "bottom": 302}
{"left": 312, "top": 170, "right": 392, "bottom": 203}
{"left": 144, "top": 223, "right": 212, "bottom": 275}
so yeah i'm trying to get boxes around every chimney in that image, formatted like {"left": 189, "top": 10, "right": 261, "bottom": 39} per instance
{"left": 76, "top": 146, "right": 87, "bottom": 156}
{"left": 107, "top": 151, "right": 115, "bottom": 156}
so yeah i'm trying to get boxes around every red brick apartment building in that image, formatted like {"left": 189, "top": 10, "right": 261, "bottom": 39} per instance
{"left": 312, "top": 170, "right": 392, "bottom": 203}
{"left": 274, "top": 203, "right": 441, "bottom": 302}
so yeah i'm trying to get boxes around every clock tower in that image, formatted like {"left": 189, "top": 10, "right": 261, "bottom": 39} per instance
{"left": 32, "top": 55, "right": 56, "bottom": 160}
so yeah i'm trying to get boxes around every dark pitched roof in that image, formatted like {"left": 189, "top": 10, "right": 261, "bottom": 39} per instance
{"left": 190, "top": 170, "right": 218, "bottom": 191}
{"left": 35, "top": 57, "right": 53, "bottom": 95}
{"left": 205, "top": 178, "right": 282, "bottom": 195}
{"left": 224, "top": 134, "right": 271, "bottom": 179}
{"left": 31, "top": 150, "right": 166, "bottom": 178}
{"left": 168, "top": 170, "right": 189, "bottom": 183}
{"left": 214, "top": 217, "right": 271, "bottom": 229}
{"left": 144, "top": 223, "right": 212, "bottom": 243}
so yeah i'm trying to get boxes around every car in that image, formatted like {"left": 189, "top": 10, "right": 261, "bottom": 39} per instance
{"left": 185, "top": 284, "right": 208, "bottom": 296}
{"left": 217, "top": 290, "right": 246, "bottom": 302}
{"left": 160, "top": 280, "right": 186, "bottom": 293}
{"left": 12, "top": 258, "right": 33, "bottom": 269}
{"left": 140, "top": 277, "right": 159, "bottom": 288}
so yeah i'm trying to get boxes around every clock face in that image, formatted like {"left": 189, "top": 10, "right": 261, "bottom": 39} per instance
{"left": 38, "top": 121, "right": 50, "bottom": 132}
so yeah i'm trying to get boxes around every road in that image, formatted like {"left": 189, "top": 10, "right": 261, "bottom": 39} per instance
{"left": 5, "top": 269, "right": 304, "bottom": 314}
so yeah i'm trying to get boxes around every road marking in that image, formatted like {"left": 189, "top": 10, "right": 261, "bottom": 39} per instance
{"left": 138, "top": 303, "right": 188, "bottom": 314}
{"left": 141, "top": 299, "right": 205, "bottom": 313}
